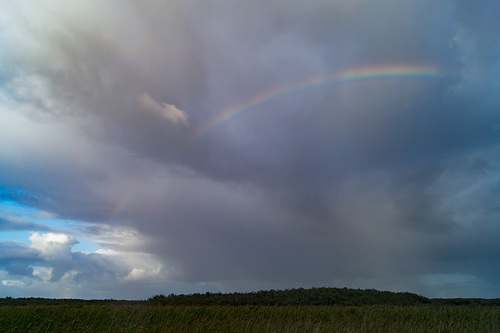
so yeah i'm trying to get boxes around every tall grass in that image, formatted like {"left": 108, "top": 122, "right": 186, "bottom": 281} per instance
{"left": 1, "top": 304, "right": 500, "bottom": 332}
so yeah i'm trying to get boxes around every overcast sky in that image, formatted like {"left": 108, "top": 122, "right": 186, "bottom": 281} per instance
{"left": 1, "top": 0, "right": 500, "bottom": 299}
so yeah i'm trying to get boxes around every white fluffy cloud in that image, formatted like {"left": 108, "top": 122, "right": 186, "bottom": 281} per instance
{"left": 30, "top": 233, "right": 77, "bottom": 261}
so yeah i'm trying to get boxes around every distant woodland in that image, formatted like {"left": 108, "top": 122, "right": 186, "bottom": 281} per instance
{"left": 2, "top": 287, "right": 500, "bottom": 306}
{"left": 147, "top": 287, "right": 500, "bottom": 306}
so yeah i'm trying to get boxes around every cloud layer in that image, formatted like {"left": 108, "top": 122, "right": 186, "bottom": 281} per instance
{"left": 1, "top": 0, "right": 500, "bottom": 299}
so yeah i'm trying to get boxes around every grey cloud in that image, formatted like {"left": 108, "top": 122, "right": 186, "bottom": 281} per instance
{"left": 453, "top": 0, "right": 500, "bottom": 63}
{"left": 0, "top": 242, "right": 40, "bottom": 262}
{"left": 0, "top": 242, "right": 40, "bottom": 278}
{"left": 1, "top": 0, "right": 204, "bottom": 166}
{"left": 0, "top": 216, "right": 53, "bottom": 232}
{"left": 2, "top": 0, "right": 500, "bottom": 298}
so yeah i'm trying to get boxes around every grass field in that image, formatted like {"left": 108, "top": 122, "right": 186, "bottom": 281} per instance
{"left": 1, "top": 304, "right": 500, "bottom": 332}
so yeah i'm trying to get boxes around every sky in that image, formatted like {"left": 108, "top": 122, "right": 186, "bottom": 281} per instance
{"left": 1, "top": 0, "right": 500, "bottom": 300}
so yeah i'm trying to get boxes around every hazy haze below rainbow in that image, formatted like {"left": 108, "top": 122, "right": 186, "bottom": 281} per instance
{"left": 190, "top": 64, "right": 441, "bottom": 140}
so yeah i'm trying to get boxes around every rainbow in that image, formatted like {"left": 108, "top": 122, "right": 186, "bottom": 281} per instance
{"left": 106, "top": 194, "right": 133, "bottom": 225}
{"left": 190, "top": 64, "right": 441, "bottom": 139}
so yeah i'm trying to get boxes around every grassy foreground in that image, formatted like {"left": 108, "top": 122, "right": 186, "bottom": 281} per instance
{"left": 1, "top": 304, "right": 500, "bottom": 332}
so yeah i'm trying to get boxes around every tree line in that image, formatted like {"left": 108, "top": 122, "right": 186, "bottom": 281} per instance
{"left": 3, "top": 287, "right": 500, "bottom": 306}
{"left": 147, "top": 287, "right": 431, "bottom": 306}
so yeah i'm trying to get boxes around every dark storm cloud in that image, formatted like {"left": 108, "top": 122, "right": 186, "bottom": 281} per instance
{"left": 1, "top": 0, "right": 500, "bottom": 298}
{"left": 453, "top": 0, "right": 500, "bottom": 63}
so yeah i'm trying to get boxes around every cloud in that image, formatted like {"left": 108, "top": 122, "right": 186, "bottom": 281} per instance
{"left": 0, "top": 242, "right": 40, "bottom": 279}
{"left": 138, "top": 93, "right": 188, "bottom": 125}
{"left": 1, "top": 230, "right": 182, "bottom": 298}
{"left": 30, "top": 233, "right": 77, "bottom": 260}
{"left": 0, "top": 216, "right": 52, "bottom": 232}
{"left": 1, "top": 0, "right": 500, "bottom": 299}
{"left": 29, "top": 233, "right": 78, "bottom": 281}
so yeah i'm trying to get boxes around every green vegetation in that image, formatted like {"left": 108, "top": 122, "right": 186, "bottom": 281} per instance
{"left": 1, "top": 288, "right": 500, "bottom": 332}
{"left": 147, "top": 287, "right": 430, "bottom": 306}
{"left": 1, "top": 304, "right": 500, "bottom": 332}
